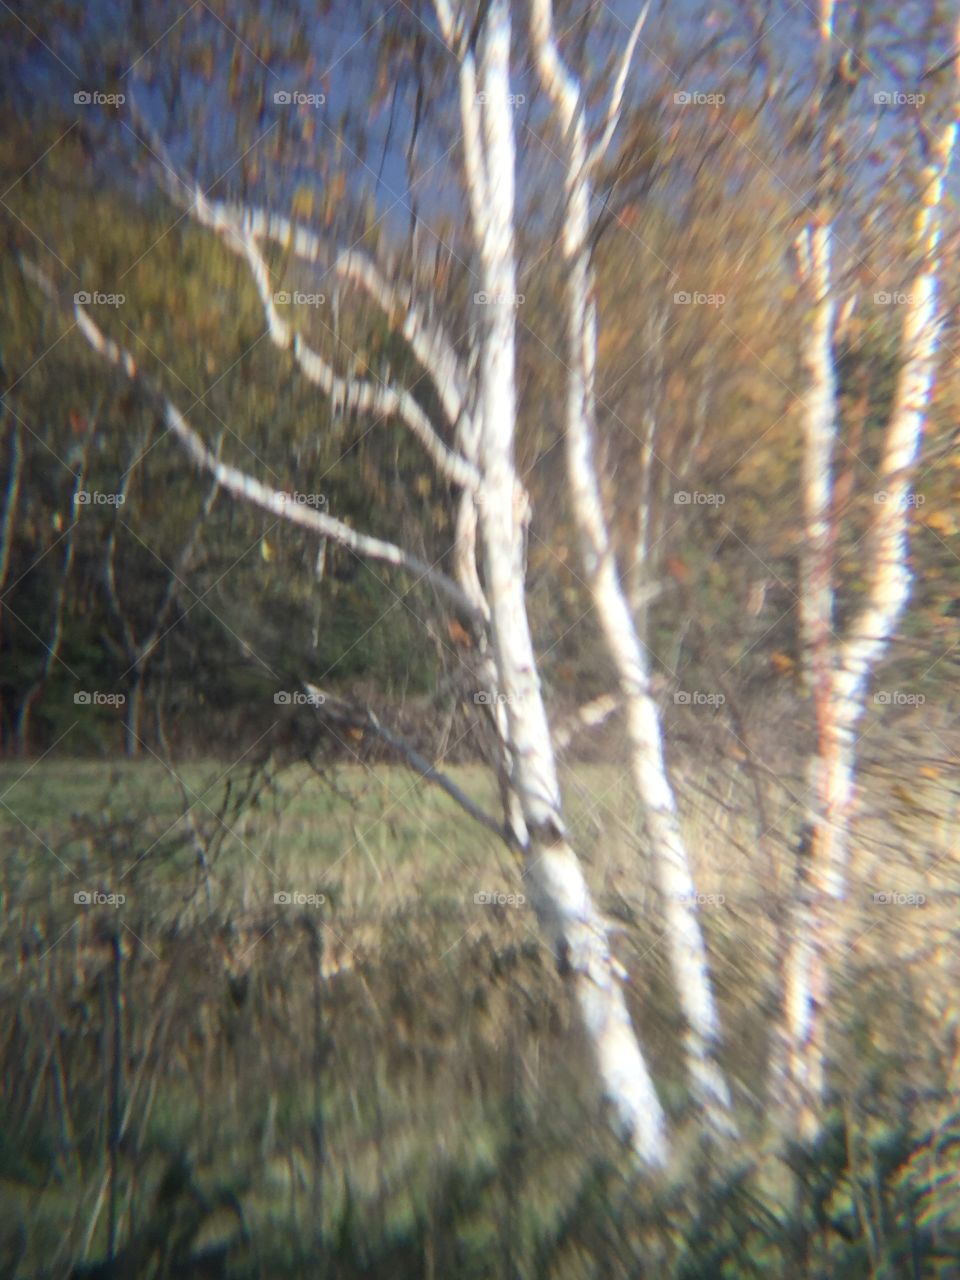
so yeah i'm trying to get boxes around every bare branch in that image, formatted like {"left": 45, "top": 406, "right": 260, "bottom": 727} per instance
{"left": 588, "top": 0, "right": 652, "bottom": 172}
{"left": 199, "top": 202, "right": 471, "bottom": 436}
{"left": 125, "top": 106, "right": 478, "bottom": 491}
{"left": 188, "top": 198, "right": 479, "bottom": 492}
{"left": 304, "top": 683, "right": 510, "bottom": 843}
{"left": 22, "top": 260, "right": 483, "bottom": 624}
{"left": 553, "top": 693, "right": 619, "bottom": 752}
{"left": 0, "top": 413, "right": 23, "bottom": 591}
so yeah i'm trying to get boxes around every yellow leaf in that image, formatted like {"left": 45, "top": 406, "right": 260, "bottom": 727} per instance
{"left": 292, "top": 187, "right": 314, "bottom": 219}
{"left": 261, "top": 539, "right": 273, "bottom": 562}
{"left": 923, "top": 509, "right": 957, "bottom": 536}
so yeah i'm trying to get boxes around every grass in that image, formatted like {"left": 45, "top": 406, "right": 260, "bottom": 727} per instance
{"left": 0, "top": 753, "right": 958, "bottom": 1277}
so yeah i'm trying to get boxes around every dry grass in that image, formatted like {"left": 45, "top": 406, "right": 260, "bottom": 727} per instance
{"left": 0, "top": 743, "right": 957, "bottom": 1277}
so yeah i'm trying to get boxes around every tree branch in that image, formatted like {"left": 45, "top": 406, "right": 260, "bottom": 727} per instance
{"left": 588, "top": 0, "right": 652, "bottom": 172}
{"left": 191, "top": 198, "right": 479, "bottom": 492}
{"left": 304, "top": 682, "right": 511, "bottom": 844}
{"left": 124, "top": 107, "right": 478, "bottom": 491}
{"left": 22, "top": 260, "right": 483, "bottom": 625}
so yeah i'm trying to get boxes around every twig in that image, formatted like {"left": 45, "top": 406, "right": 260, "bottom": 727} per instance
{"left": 304, "top": 683, "right": 511, "bottom": 845}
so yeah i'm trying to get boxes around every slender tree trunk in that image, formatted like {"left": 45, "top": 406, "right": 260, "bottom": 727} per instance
{"left": 781, "top": 88, "right": 957, "bottom": 1136}
{"left": 17, "top": 448, "right": 90, "bottom": 757}
{"left": 531, "top": 0, "right": 736, "bottom": 1136}
{"left": 123, "top": 673, "right": 144, "bottom": 759}
{"left": 460, "top": 0, "right": 669, "bottom": 1165}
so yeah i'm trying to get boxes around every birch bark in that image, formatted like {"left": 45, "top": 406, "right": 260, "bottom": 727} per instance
{"left": 781, "top": 4, "right": 957, "bottom": 1134}
{"left": 530, "top": 0, "right": 736, "bottom": 1135}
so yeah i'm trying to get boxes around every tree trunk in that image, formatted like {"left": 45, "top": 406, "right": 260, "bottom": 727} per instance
{"left": 781, "top": 107, "right": 956, "bottom": 1138}
{"left": 123, "top": 675, "right": 144, "bottom": 759}
{"left": 530, "top": 0, "right": 735, "bottom": 1137}
{"left": 466, "top": 0, "right": 669, "bottom": 1166}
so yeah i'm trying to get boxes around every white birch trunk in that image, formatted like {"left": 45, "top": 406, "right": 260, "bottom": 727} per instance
{"left": 782, "top": 79, "right": 956, "bottom": 1135}
{"left": 530, "top": 0, "right": 736, "bottom": 1136}
{"left": 448, "top": 0, "right": 669, "bottom": 1164}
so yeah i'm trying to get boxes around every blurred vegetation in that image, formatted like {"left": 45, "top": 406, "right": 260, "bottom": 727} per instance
{"left": 0, "top": 758, "right": 958, "bottom": 1278}
{"left": 3, "top": 3, "right": 960, "bottom": 1275}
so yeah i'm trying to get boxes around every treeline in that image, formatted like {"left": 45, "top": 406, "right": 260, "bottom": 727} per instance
{"left": 2, "top": 29, "right": 959, "bottom": 761}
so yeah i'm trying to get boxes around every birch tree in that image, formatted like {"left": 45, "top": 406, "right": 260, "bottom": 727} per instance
{"left": 26, "top": 0, "right": 686, "bottom": 1166}
{"left": 528, "top": 0, "right": 736, "bottom": 1135}
{"left": 780, "top": 1, "right": 958, "bottom": 1137}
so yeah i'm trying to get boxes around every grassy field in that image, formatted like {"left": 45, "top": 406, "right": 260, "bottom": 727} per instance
{"left": 1, "top": 753, "right": 958, "bottom": 1278}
